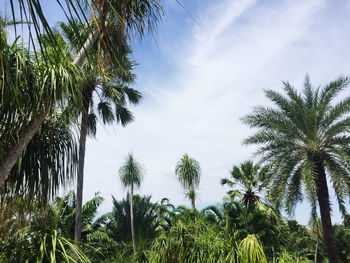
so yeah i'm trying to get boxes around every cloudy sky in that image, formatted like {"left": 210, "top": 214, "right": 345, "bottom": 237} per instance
{"left": 79, "top": 0, "right": 350, "bottom": 225}
{"left": 3, "top": 0, "right": 350, "bottom": 225}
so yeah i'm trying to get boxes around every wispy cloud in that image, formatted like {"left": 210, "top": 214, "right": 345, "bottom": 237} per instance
{"left": 83, "top": 0, "right": 350, "bottom": 224}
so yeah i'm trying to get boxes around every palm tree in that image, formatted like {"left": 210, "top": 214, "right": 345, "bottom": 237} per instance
{"left": 109, "top": 194, "right": 160, "bottom": 244}
{"left": 221, "top": 161, "right": 268, "bottom": 207}
{"left": 118, "top": 153, "right": 144, "bottom": 253}
{"left": 59, "top": 22, "right": 142, "bottom": 244}
{"left": 1, "top": 0, "right": 164, "bottom": 189}
{"left": 175, "top": 154, "right": 201, "bottom": 211}
{"left": 0, "top": 26, "right": 81, "bottom": 189}
{"left": 242, "top": 75, "right": 350, "bottom": 263}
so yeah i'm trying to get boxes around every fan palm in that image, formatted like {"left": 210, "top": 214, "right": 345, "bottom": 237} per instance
{"left": 242, "top": 75, "right": 350, "bottom": 263}
{"left": 175, "top": 154, "right": 201, "bottom": 211}
{"left": 221, "top": 161, "right": 268, "bottom": 207}
{"left": 119, "top": 153, "right": 144, "bottom": 253}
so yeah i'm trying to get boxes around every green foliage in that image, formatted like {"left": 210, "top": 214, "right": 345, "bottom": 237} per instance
{"left": 243, "top": 75, "right": 350, "bottom": 262}
{"left": 242, "top": 75, "right": 350, "bottom": 215}
{"left": 149, "top": 219, "right": 238, "bottom": 263}
{"left": 108, "top": 194, "right": 160, "bottom": 243}
{"left": 0, "top": 29, "right": 82, "bottom": 199}
{"left": 119, "top": 154, "right": 144, "bottom": 189}
{"left": 333, "top": 224, "right": 350, "bottom": 262}
{"left": 238, "top": 234, "right": 267, "bottom": 263}
{"left": 0, "top": 203, "right": 90, "bottom": 263}
{"left": 175, "top": 154, "right": 201, "bottom": 190}
{"left": 221, "top": 161, "right": 269, "bottom": 207}
{"left": 272, "top": 251, "right": 312, "bottom": 263}
{"left": 175, "top": 154, "right": 201, "bottom": 209}
{"left": 2, "top": 114, "right": 78, "bottom": 203}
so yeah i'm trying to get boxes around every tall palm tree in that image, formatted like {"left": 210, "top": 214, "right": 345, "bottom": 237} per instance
{"left": 59, "top": 22, "right": 142, "bottom": 244}
{"left": 118, "top": 153, "right": 144, "bottom": 253}
{"left": 221, "top": 161, "right": 268, "bottom": 207}
{"left": 242, "top": 75, "right": 350, "bottom": 263}
{"left": 175, "top": 154, "right": 201, "bottom": 211}
{"left": 1, "top": 0, "right": 164, "bottom": 188}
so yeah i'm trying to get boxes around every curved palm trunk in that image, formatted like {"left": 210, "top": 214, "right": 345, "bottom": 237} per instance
{"left": 0, "top": 29, "right": 99, "bottom": 190}
{"left": 73, "top": 28, "right": 99, "bottom": 66}
{"left": 315, "top": 161, "right": 338, "bottom": 263}
{"left": 74, "top": 88, "right": 93, "bottom": 243}
{"left": 0, "top": 107, "right": 49, "bottom": 187}
{"left": 130, "top": 184, "right": 136, "bottom": 253}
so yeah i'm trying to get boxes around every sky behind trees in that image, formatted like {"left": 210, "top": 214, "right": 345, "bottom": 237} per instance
{"left": 3, "top": 0, "right": 350, "bottom": 225}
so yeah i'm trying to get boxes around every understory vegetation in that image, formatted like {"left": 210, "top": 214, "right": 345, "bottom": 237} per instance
{"left": 1, "top": 190, "right": 350, "bottom": 262}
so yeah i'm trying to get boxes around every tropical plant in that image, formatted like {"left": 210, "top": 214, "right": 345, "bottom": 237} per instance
{"left": 0, "top": 28, "right": 81, "bottom": 191}
{"left": 0, "top": 228, "right": 90, "bottom": 263}
{"left": 278, "top": 220, "right": 313, "bottom": 260}
{"left": 333, "top": 224, "right": 350, "bottom": 262}
{"left": 175, "top": 154, "right": 201, "bottom": 210}
{"left": 272, "top": 251, "right": 312, "bottom": 263}
{"left": 149, "top": 219, "right": 238, "bottom": 263}
{"left": 108, "top": 194, "right": 160, "bottom": 244}
{"left": 201, "top": 204, "right": 226, "bottom": 227}
{"left": 59, "top": 21, "right": 142, "bottom": 244}
{"left": 1, "top": 0, "right": 164, "bottom": 192}
{"left": 0, "top": 194, "right": 94, "bottom": 263}
{"left": 238, "top": 234, "right": 267, "bottom": 263}
{"left": 119, "top": 153, "right": 145, "bottom": 253}
{"left": 309, "top": 217, "right": 324, "bottom": 263}
{"left": 243, "top": 75, "right": 350, "bottom": 263}
{"left": 221, "top": 161, "right": 268, "bottom": 207}
{"left": 1, "top": 112, "right": 78, "bottom": 205}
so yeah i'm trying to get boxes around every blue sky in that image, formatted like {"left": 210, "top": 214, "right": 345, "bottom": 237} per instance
{"left": 3, "top": 0, "right": 350, "bottom": 225}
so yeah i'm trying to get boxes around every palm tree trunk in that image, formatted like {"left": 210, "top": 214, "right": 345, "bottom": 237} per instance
{"left": 0, "top": 28, "right": 100, "bottom": 190}
{"left": 191, "top": 197, "right": 196, "bottom": 211}
{"left": 0, "top": 107, "right": 49, "bottom": 187}
{"left": 315, "top": 160, "right": 338, "bottom": 263}
{"left": 314, "top": 236, "right": 319, "bottom": 263}
{"left": 74, "top": 88, "right": 92, "bottom": 243}
{"left": 73, "top": 27, "right": 99, "bottom": 66}
{"left": 130, "top": 184, "right": 136, "bottom": 253}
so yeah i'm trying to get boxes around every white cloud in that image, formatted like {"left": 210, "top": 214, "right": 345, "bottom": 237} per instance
{"left": 81, "top": 0, "right": 350, "bottom": 224}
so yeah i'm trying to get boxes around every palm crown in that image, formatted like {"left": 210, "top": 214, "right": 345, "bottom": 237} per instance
{"left": 119, "top": 154, "right": 144, "bottom": 189}
{"left": 242, "top": 75, "right": 350, "bottom": 263}
{"left": 175, "top": 154, "right": 201, "bottom": 210}
{"left": 221, "top": 161, "right": 268, "bottom": 207}
{"left": 243, "top": 76, "right": 350, "bottom": 214}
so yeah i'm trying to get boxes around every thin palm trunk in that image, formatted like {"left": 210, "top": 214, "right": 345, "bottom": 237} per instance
{"left": 314, "top": 236, "right": 319, "bottom": 263}
{"left": 315, "top": 161, "right": 338, "bottom": 263}
{"left": 130, "top": 184, "right": 136, "bottom": 253}
{"left": 0, "top": 29, "right": 98, "bottom": 189}
{"left": 191, "top": 197, "right": 196, "bottom": 211}
{"left": 0, "top": 107, "right": 49, "bottom": 187}
{"left": 74, "top": 88, "right": 92, "bottom": 243}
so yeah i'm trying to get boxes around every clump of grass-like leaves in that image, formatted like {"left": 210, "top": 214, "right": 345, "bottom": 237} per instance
{"left": 149, "top": 219, "right": 238, "bottom": 263}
